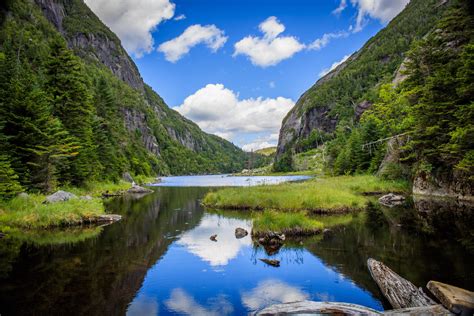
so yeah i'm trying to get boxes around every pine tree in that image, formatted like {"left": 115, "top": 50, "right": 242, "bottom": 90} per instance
{"left": 45, "top": 39, "right": 98, "bottom": 184}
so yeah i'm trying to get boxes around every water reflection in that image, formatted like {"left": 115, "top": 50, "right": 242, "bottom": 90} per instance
{"left": 178, "top": 214, "right": 252, "bottom": 266}
{"left": 164, "top": 288, "right": 234, "bottom": 316}
{"left": 240, "top": 279, "right": 309, "bottom": 311}
{"left": 0, "top": 180, "right": 473, "bottom": 316}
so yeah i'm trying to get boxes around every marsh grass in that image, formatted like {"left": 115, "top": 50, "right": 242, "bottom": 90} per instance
{"left": 0, "top": 180, "right": 131, "bottom": 229}
{"left": 203, "top": 175, "right": 409, "bottom": 212}
{"left": 252, "top": 210, "right": 323, "bottom": 234}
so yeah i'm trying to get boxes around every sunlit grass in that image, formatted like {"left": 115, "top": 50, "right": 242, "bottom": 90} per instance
{"left": 203, "top": 175, "right": 409, "bottom": 212}
{"left": 0, "top": 194, "right": 104, "bottom": 229}
{"left": 252, "top": 210, "right": 324, "bottom": 234}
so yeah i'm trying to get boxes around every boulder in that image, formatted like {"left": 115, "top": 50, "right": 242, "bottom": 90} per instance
{"left": 18, "top": 192, "right": 29, "bottom": 199}
{"left": 44, "top": 190, "right": 77, "bottom": 203}
{"left": 127, "top": 184, "right": 153, "bottom": 194}
{"left": 379, "top": 193, "right": 405, "bottom": 207}
{"left": 235, "top": 227, "right": 248, "bottom": 239}
{"left": 80, "top": 195, "right": 93, "bottom": 200}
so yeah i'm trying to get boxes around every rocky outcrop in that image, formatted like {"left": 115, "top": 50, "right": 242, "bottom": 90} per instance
{"left": 235, "top": 227, "right": 248, "bottom": 239}
{"left": 35, "top": 0, "right": 144, "bottom": 91}
{"left": 165, "top": 127, "right": 201, "bottom": 152}
{"left": 122, "top": 108, "right": 160, "bottom": 156}
{"left": 127, "top": 185, "right": 153, "bottom": 194}
{"left": 413, "top": 171, "right": 474, "bottom": 201}
{"left": 355, "top": 100, "right": 372, "bottom": 120}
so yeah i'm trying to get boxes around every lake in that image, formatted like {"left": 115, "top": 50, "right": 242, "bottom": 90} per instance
{"left": 0, "top": 175, "right": 473, "bottom": 315}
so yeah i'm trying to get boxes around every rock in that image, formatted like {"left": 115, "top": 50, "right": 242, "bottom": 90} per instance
{"left": 210, "top": 234, "right": 217, "bottom": 242}
{"left": 427, "top": 280, "right": 474, "bottom": 315}
{"left": 235, "top": 227, "right": 248, "bottom": 239}
{"left": 122, "top": 172, "right": 134, "bottom": 183}
{"left": 127, "top": 184, "right": 153, "bottom": 194}
{"left": 80, "top": 195, "right": 93, "bottom": 200}
{"left": 18, "top": 192, "right": 29, "bottom": 199}
{"left": 96, "top": 214, "right": 122, "bottom": 223}
{"left": 323, "top": 228, "right": 332, "bottom": 236}
{"left": 44, "top": 190, "right": 77, "bottom": 203}
{"left": 379, "top": 193, "right": 405, "bottom": 207}
{"left": 259, "top": 258, "right": 280, "bottom": 267}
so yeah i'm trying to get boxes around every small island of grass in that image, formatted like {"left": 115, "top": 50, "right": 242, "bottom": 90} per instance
{"left": 203, "top": 175, "right": 409, "bottom": 213}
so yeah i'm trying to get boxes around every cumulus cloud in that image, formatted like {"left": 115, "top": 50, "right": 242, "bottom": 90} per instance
{"left": 241, "top": 279, "right": 309, "bottom": 311}
{"left": 84, "top": 0, "right": 175, "bottom": 58}
{"left": 333, "top": 0, "right": 410, "bottom": 32}
{"left": 233, "top": 16, "right": 305, "bottom": 67}
{"left": 174, "top": 84, "right": 294, "bottom": 144}
{"left": 158, "top": 24, "right": 228, "bottom": 62}
{"left": 242, "top": 134, "right": 279, "bottom": 152}
{"left": 319, "top": 54, "right": 350, "bottom": 77}
{"left": 174, "top": 14, "right": 186, "bottom": 21}
{"left": 308, "top": 31, "right": 348, "bottom": 51}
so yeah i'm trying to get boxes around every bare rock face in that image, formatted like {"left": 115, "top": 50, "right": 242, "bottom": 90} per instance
{"left": 355, "top": 100, "right": 373, "bottom": 121}
{"left": 379, "top": 193, "right": 405, "bottom": 207}
{"left": 122, "top": 109, "right": 160, "bottom": 156}
{"left": 44, "top": 190, "right": 77, "bottom": 203}
{"left": 413, "top": 171, "right": 474, "bottom": 201}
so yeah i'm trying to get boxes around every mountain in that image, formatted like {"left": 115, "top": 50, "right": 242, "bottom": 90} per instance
{"left": 274, "top": 0, "right": 473, "bottom": 198}
{"left": 0, "top": 0, "right": 250, "bottom": 192}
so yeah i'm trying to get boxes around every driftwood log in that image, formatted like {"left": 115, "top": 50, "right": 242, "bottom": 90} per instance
{"left": 367, "top": 258, "right": 436, "bottom": 309}
{"left": 427, "top": 281, "right": 474, "bottom": 315}
{"left": 255, "top": 301, "right": 382, "bottom": 315}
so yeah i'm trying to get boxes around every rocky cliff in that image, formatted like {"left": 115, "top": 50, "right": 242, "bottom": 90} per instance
{"left": 28, "top": 0, "right": 249, "bottom": 174}
{"left": 275, "top": 0, "right": 448, "bottom": 161}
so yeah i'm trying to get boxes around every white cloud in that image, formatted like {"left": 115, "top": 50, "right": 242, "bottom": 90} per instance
{"left": 350, "top": 0, "right": 410, "bottom": 32}
{"left": 84, "top": 0, "right": 175, "bottom": 58}
{"left": 177, "top": 214, "right": 252, "bottom": 266}
{"left": 308, "top": 31, "right": 348, "bottom": 51}
{"left": 319, "top": 54, "right": 350, "bottom": 77}
{"left": 165, "top": 289, "right": 234, "bottom": 316}
{"left": 233, "top": 16, "right": 305, "bottom": 67}
{"left": 174, "top": 14, "right": 186, "bottom": 21}
{"left": 241, "top": 279, "right": 309, "bottom": 311}
{"left": 174, "top": 84, "right": 294, "bottom": 143}
{"left": 332, "top": 0, "right": 347, "bottom": 15}
{"left": 158, "top": 24, "right": 228, "bottom": 62}
{"left": 242, "top": 134, "right": 279, "bottom": 152}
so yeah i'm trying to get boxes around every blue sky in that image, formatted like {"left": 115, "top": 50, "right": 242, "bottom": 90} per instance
{"left": 85, "top": 0, "right": 410, "bottom": 150}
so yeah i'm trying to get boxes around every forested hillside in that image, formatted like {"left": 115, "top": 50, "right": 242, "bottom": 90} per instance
{"left": 0, "top": 0, "right": 250, "bottom": 195}
{"left": 275, "top": 0, "right": 473, "bottom": 197}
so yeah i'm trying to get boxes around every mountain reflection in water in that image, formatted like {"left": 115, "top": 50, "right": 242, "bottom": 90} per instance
{"left": 0, "top": 177, "right": 473, "bottom": 316}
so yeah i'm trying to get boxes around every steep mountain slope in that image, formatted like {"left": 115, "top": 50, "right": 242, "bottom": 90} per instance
{"left": 275, "top": 0, "right": 450, "bottom": 166}
{"left": 0, "top": 0, "right": 249, "bottom": 190}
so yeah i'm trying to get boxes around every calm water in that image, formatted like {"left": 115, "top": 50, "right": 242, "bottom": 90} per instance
{"left": 0, "top": 175, "right": 473, "bottom": 315}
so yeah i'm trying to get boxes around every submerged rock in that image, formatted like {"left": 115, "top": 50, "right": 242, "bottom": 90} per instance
{"left": 127, "top": 185, "right": 153, "bottom": 194}
{"left": 96, "top": 214, "right": 122, "bottom": 223}
{"left": 235, "top": 227, "right": 248, "bottom": 239}
{"left": 210, "top": 234, "right": 217, "bottom": 242}
{"left": 44, "top": 190, "right": 77, "bottom": 203}
{"left": 379, "top": 193, "right": 405, "bottom": 207}
{"left": 259, "top": 258, "right": 280, "bottom": 267}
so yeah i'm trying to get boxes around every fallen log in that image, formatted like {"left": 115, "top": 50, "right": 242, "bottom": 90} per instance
{"left": 367, "top": 258, "right": 436, "bottom": 309}
{"left": 427, "top": 281, "right": 474, "bottom": 315}
{"left": 382, "top": 304, "right": 451, "bottom": 315}
{"left": 255, "top": 301, "right": 382, "bottom": 315}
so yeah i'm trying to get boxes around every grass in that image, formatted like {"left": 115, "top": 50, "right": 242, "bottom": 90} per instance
{"left": 203, "top": 175, "right": 409, "bottom": 213}
{"left": 0, "top": 194, "right": 105, "bottom": 229}
{"left": 0, "top": 180, "right": 133, "bottom": 229}
{"left": 252, "top": 210, "right": 323, "bottom": 235}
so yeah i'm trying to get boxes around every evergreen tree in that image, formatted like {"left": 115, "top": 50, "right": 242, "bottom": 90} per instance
{"left": 45, "top": 39, "right": 98, "bottom": 184}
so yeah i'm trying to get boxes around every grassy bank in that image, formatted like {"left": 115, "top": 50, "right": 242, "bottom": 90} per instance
{"left": 0, "top": 180, "right": 131, "bottom": 229}
{"left": 203, "top": 175, "right": 409, "bottom": 213}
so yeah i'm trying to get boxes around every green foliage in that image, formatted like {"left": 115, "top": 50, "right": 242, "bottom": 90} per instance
{"left": 0, "top": 155, "right": 22, "bottom": 198}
